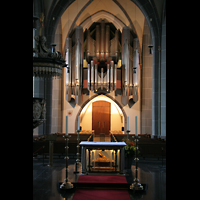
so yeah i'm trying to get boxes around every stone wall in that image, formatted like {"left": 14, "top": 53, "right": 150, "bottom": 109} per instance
{"left": 141, "top": 19, "right": 153, "bottom": 135}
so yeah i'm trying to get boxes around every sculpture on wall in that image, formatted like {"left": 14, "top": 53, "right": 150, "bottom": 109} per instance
{"left": 33, "top": 98, "right": 46, "bottom": 129}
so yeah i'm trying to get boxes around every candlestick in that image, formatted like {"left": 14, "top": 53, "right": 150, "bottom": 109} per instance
{"left": 135, "top": 116, "right": 138, "bottom": 136}
{"left": 74, "top": 129, "right": 80, "bottom": 173}
{"left": 66, "top": 116, "right": 68, "bottom": 135}
{"left": 130, "top": 135, "right": 143, "bottom": 191}
{"left": 60, "top": 135, "right": 73, "bottom": 190}
{"left": 127, "top": 116, "right": 129, "bottom": 130}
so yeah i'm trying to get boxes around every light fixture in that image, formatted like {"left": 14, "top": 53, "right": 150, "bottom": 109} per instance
{"left": 66, "top": 64, "right": 70, "bottom": 73}
{"left": 148, "top": 45, "right": 153, "bottom": 54}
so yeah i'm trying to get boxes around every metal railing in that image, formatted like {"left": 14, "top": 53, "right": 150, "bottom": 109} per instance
{"left": 110, "top": 133, "right": 118, "bottom": 142}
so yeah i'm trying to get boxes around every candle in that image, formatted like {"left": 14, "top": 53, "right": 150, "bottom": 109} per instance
{"left": 135, "top": 116, "right": 138, "bottom": 136}
{"left": 78, "top": 116, "right": 80, "bottom": 130}
{"left": 66, "top": 116, "right": 68, "bottom": 135}
{"left": 127, "top": 116, "right": 129, "bottom": 130}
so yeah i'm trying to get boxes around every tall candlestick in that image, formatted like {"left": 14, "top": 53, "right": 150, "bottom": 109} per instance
{"left": 78, "top": 116, "right": 80, "bottom": 130}
{"left": 135, "top": 116, "right": 138, "bottom": 136}
{"left": 127, "top": 116, "right": 129, "bottom": 130}
{"left": 66, "top": 116, "right": 68, "bottom": 135}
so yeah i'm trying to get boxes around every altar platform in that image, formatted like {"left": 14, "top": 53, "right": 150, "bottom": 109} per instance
{"left": 33, "top": 156, "right": 166, "bottom": 200}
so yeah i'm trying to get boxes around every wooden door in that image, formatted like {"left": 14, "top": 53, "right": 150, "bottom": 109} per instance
{"left": 92, "top": 101, "right": 111, "bottom": 136}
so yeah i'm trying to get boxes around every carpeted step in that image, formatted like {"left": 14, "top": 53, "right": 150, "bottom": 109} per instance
{"left": 72, "top": 175, "right": 130, "bottom": 190}
{"left": 72, "top": 189, "right": 131, "bottom": 200}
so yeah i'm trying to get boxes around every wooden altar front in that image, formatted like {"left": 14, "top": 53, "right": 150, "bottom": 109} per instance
{"left": 79, "top": 141, "right": 126, "bottom": 174}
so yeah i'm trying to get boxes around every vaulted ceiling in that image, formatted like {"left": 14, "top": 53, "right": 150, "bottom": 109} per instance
{"left": 60, "top": 0, "right": 145, "bottom": 51}
{"left": 44, "top": 0, "right": 165, "bottom": 54}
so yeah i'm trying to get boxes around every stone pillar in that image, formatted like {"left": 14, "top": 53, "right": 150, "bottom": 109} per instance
{"left": 45, "top": 78, "right": 52, "bottom": 135}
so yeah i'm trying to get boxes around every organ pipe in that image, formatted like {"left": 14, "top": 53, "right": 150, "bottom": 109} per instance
{"left": 101, "top": 21, "right": 105, "bottom": 60}
{"left": 115, "top": 30, "right": 119, "bottom": 60}
{"left": 133, "top": 38, "right": 139, "bottom": 86}
{"left": 110, "top": 60, "right": 114, "bottom": 84}
{"left": 75, "top": 26, "right": 83, "bottom": 86}
{"left": 114, "top": 64, "right": 117, "bottom": 85}
{"left": 101, "top": 68, "right": 103, "bottom": 90}
{"left": 95, "top": 64, "right": 98, "bottom": 85}
{"left": 91, "top": 60, "right": 94, "bottom": 84}
{"left": 107, "top": 64, "right": 110, "bottom": 87}
{"left": 105, "top": 25, "right": 110, "bottom": 60}
{"left": 66, "top": 37, "right": 72, "bottom": 86}
{"left": 96, "top": 25, "right": 100, "bottom": 60}
{"left": 122, "top": 27, "right": 130, "bottom": 86}
{"left": 88, "top": 63, "right": 90, "bottom": 89}
{"left": 95, "top": 64, "right": 98, "bottom": 91}
{"left": 87, "top": 29, "right": 90, "bottom": 61}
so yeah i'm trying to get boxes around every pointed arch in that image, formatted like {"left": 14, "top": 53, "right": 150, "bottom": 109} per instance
{"left": 74, "top": 94, "right": 128, "bottom": 133}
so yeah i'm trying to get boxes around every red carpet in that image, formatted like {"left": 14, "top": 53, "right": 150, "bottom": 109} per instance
{"left": 77, "top": 175, "right": 127, "bottom": 184}
{"left": 73, "top": 189, "right": 131, "bottom": 200}
{"left": 73, "top": 175, "right": 131, "bottom": 200}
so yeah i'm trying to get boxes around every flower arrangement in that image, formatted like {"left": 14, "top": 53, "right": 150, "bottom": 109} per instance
{"left": 122, "top": 138, "right": 138, "bottom": 157}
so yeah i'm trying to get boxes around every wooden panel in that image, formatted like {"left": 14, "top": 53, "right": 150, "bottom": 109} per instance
{"left": 92, "top": 101, "right": 111, "bottom": 136}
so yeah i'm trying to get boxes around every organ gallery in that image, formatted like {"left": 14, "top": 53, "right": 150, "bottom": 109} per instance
{"left": 65, "top": 20, "right": 140, "bottom": 107}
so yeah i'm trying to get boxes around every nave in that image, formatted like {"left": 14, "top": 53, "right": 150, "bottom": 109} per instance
{"left": 33, "top": 154, "right": 166, "bottom": 200}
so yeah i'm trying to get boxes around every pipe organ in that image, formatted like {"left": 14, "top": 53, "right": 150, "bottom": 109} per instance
{"left": 65, "top": 21, "right": 140, "bottom": 106}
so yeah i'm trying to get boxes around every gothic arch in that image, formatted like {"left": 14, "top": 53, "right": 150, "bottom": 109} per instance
{"left": 79, "top": 10, "right": 126, "bottom": 32}
{"left": 74, "top": 94, "right": 127, "bottom": 132}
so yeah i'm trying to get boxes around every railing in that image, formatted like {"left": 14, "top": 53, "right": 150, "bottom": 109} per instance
{"left": 138, "top": 144, "right": 166, "bottom": 161}
{"left": 87, "top": 133, "right": 93, "bottom": 141}
{"left": 33, "top": 145, "right": 45, "bottom": 155}
{"left": 110, "top": 133, "right": 118, "bottom": 142}
{"left": 110, "top": 133, "right": 166, "bottom": 161}
{"left": 33, "top": 145, "right": 45, "bottom": 165}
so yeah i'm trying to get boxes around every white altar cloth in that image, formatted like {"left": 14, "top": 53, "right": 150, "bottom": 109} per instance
{"left": 79, "top": 141, "right": 126, "bottom": 174}
{"left": 79, "top": 141, "right": 126, "bottom": 147}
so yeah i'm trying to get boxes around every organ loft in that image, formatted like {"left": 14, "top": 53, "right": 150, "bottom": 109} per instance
{"left": 65, "top": 20, "right": 140, "bottom": 107}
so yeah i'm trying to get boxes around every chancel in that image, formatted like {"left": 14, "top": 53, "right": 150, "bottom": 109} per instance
{"left": 33, "top": 0, "right": 166, "bottom": 199}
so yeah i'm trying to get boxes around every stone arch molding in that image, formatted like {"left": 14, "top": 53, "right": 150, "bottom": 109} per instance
{"left": 74, "top": 94, "right": 127, "bottom": 132}
{"left": 79, "top": 10, "right": 126, "bottom": 32}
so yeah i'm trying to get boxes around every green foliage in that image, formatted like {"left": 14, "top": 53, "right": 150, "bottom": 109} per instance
{"left": 122, "top": 138, "right": 140, "bottom": 157}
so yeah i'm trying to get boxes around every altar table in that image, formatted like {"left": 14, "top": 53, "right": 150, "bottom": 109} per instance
{"left": 79, "top": 141, "right": 126, "bottom": 174}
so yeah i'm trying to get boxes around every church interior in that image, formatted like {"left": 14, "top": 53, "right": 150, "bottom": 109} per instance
{"left": 33, "top": 0, "right": 166, "bottom": 199}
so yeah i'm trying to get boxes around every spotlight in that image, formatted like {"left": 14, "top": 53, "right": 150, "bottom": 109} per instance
{"left": 65, "top": 64, "right": 70, "bottom": 73}
{"left": 148, "top": 45, "right": 153, "bottom": 54}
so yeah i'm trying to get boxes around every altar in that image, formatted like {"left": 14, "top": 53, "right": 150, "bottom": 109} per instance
{"left": 79, "top": 141, "right": 126, "bottom": 174}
